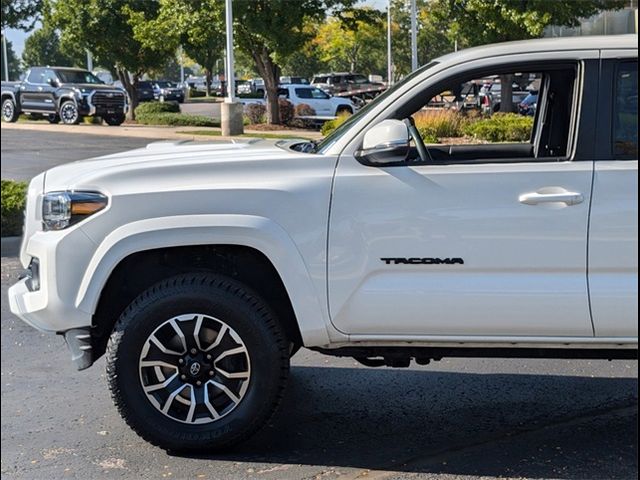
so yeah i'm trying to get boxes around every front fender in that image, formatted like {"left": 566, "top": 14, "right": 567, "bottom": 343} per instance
{"left": 75, "top": 214, "right": 331, "bottom": 346}
{"left": 56, "top": 91, "right": 77, "bottom": 110}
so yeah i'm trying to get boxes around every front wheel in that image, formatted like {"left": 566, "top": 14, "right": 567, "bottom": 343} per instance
{"left": 1, "top": 98, "right": 19, "bottom": 122}
{"left": 106, "top": 274, "right": 290, "bottom": 451}
{"left": 59, "top": 100, "right": 80, "bottom": 124}
{"left": 335, "top": 106, "right": 353, "bottom": 116}
{"left": 104, "top": 114, "right": 125, "bottom": 126}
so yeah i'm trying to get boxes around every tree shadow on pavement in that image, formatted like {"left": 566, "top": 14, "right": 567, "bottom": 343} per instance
{"left": 176, "top": 365, "right": 638, "bottom": 479}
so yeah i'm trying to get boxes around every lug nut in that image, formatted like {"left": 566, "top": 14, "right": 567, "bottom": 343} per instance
{"left": 206, "top": 354, "right": 212, "bottom": 360}
{"left": 178, "top": 358, "right": 184, "bottom": 364}
{"left": 180, "top": 374, "right": 186, "bottom": 380}
{"left": 209, "top": 371, "right": 214, "bottom": 376}
{"left": 191, "top": 348, "right": 197, "bottom": 355}
{"left": 196, "top": 380, "right": 202, "bottom": 386}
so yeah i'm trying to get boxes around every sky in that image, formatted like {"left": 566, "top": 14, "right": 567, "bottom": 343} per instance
{"left": 4, "top": 0, "right": 389, "bottom": 58}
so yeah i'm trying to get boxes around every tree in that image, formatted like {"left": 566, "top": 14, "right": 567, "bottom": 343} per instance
{"left": 51, "top": 0, "right": 175, "bottom": 119}
{"left": 1, "top": 0, "right": 42, "bottom": 30}
{"left": 22, "top": 26, "right": 78, "bottom": 68}
{"left": 313, "top": 9, "right": 386, "bottom": 76}
{"left": 233, "top": 0, "right": 359, "bottom": 124}
{"left": 430, "top": 0, "right": 626, "bottom": 111}
{"left": 0, "top": 36, "right": 21, "bottom": 81}
{"left": 130, "top": 0, "right": 225, "bottom": 97}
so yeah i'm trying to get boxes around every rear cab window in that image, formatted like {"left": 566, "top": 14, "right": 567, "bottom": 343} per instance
{"left": 613, "top": 61, "right": 638, "bottom": 159}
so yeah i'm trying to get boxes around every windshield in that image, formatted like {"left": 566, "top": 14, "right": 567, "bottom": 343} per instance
{"left": 138, "top": 81, "right": 152, "bottom": 88}
{"left": 155, "top": 81, "right": 176, "bottom": 88}
{"left": 316, "top": 61, "right": 439, "bottom": 154}
{"left": 56, "top": 70, "right": 103, "bottom": 84}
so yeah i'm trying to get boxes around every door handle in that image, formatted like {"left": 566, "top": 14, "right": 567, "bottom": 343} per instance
{"left": 519, "top": 189, "right": 584, "bottom": 206}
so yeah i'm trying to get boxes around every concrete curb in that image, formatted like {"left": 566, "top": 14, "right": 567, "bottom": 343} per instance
{"left": 1, "top": 236, "right": 21, "bottom": 258}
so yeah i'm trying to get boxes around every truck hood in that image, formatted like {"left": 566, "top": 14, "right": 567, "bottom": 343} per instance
{"left": 63, "top": 83, "right": 125, "bottom": 92}
{"left": 43, "top": 138, "right": 312, "bottom": 192}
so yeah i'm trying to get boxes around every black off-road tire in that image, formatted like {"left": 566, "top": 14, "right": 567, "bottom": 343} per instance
{"left": 47, "top": 113, "right": 60, "bottom": 124}
{"left": 1, "top": 98, "right": 19, "bottom": 122}
{"left": 104, "top": 114, "right": 125, "bottom": 126}
{"left": 336, "top": 106, "right": 353, "bottom": 116}
{"left": 105, "top": 274, "right": 290, "bottom": 452}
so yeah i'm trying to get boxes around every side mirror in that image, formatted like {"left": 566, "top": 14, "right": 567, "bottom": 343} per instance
{"left": 356, "top": 119, "right": 410, "bottom": 165}
{"left": 47, "top": 78, "right": 59, "bottom": 88}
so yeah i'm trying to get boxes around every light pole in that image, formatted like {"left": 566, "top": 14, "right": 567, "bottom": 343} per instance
{"left": 179, "top": 45, "right": 185, "bottom": 85}
{"left": 387, "top": 0, "right": 393, "bottom": 85}
{"left": 221, "top": 0, "right": 243, "bottom": 135}
{"left": 86, "top": 50, "right": 93, "bottom": 72}
{"left": 410, "top": 0, "right": 418, "bottom": 71}
{"left": 2, "top": 31, "right": 9, "bottom": 82}
{"left": 225, "top": 0, "right": 235, "bottom": 103}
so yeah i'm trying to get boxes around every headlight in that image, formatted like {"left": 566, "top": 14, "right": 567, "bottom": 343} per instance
{"left": 42, "top": 191, "right": 108, "bottom": 231}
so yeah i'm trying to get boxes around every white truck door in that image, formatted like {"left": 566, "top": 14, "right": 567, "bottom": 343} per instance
{"left": 588, "top": 53, "right": 638, "bottom": 337}
{"left": 328, "top": 56, "right": 598, "bottom": 338}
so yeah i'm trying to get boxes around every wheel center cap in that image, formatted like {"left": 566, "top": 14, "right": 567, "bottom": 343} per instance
{"left": 189, "top": 361, "right": 201, "bottom": 377}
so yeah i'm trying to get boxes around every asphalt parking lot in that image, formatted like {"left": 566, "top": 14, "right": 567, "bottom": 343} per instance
{"left": 1, "top": 127, "right": 638, "bottom": 480}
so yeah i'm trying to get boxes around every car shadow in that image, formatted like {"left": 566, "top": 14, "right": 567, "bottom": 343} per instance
{"left": 175, "top": 365, "right": 638, "bottom": 479}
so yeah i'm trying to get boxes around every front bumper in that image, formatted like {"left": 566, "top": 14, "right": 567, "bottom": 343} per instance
{"left": 8, "top": 228, "right": 96, "bottom": 333}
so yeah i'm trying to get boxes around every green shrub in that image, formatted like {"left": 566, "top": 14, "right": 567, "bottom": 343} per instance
{"left": 1, "top": 180, "right": 27, "bottom": 237}
{"left": 414, "top": 109, "right": 468, "bottom": 142}
{"left": 136, "top": 112, "right": 220, "bottom": 127}
{"left": 463, "top": 113, "right": 534, "bottom": 142}
{"left": 237, "top": 93, "right": 264, "bottom": 99}
{"left": 135, "top": 101, "right": 180, "bottom": 115}
{"left": 320, "top": 111, "right": 351, "bottom": 136}
{"left": 244, "top": 103, "right": 266, "bottom": 124}
{"left": 189, "top": 89, "right": 206, "bottom": 98}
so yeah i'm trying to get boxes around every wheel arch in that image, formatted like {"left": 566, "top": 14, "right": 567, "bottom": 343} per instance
{"left": 56, "top": 93, "right": 77, "bottom": 110}
{"left": 1, "top": 91, "right": 17, "bottom": 104}
{"left": 82, "top": 215, "right": 330, "bottom": 358}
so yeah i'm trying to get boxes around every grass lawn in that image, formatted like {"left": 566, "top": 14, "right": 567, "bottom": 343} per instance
{"left": 185, "top": 97, "right": 222, "bottom": 104}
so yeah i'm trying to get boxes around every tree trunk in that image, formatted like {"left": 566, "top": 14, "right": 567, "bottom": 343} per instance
{"left": 117, "top": 68, "right": 138, "bottom": 121}
{"left": 499, "top": 74, "right": 514, "bottom": 113}
{"left": 250, "top": 47, "right": 281, "bottom": 124}
{"left": 205, "top": 69, "right": 212, "bottom": 97}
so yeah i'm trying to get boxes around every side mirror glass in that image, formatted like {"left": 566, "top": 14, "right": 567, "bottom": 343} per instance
{"left": 47, "top": 78, "right": 59, "bottom": 87}
{"left": 356, "top": 119, "right": 410, "bottom": 165}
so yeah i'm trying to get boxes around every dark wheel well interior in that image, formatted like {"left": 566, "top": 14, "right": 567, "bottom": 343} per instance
{"left": 91, "top": 245, "right": 303, "bottom": 359}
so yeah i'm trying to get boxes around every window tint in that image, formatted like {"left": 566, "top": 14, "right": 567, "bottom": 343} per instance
{"left": 56, "top": 69, "right": 103, "bottom": 84}
{"left": 43, "top": 69, "right": 58, "bottom": 85}
{"left": 27, "top": 68, "right": 44, "bottom": 83}
{"left": 295, "top": 88, "right": 312, "bottom": 99}
{"left": 613, "top": 61, "right": 638, "bottom": 159}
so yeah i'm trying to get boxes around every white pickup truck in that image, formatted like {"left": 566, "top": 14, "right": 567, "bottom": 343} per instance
{"left": 8, "top": 35, "right": 638, "bottom": 451}
{"left": 241, "top": 83, "right": 356, "bottom": 117}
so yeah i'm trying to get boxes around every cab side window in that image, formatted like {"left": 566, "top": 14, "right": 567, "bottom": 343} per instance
{"left": 613, "top": 61, "right": 638, "bottom": 159}
{"left": 396, "top": 64, "right": 578, "bottom": 164}
{"left": 27, "top": 68, "right": 45, "bottom": 84}
{"left": 43, "top": 69, "right": 58, "bottom": 85}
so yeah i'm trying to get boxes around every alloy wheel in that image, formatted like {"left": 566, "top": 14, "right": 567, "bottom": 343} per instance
{"left": 2, "top": 100, "right": 14, "bottom": 121}
{"left": 138, "top": 313, "right": 251, "bottom": 425}
{"left": 60, "top": 102, "right": 79, "bottom": 124}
